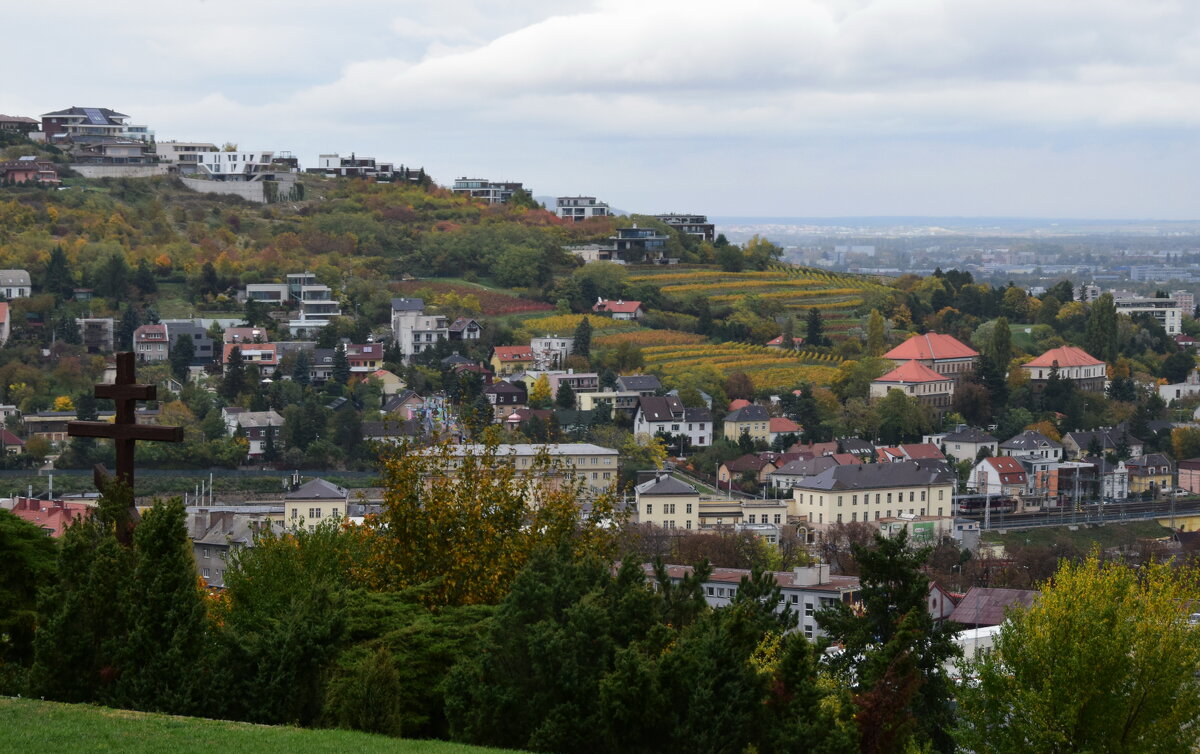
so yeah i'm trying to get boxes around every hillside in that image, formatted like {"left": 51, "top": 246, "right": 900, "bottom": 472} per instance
{"left": 0, "top": 698, "right": 518, "bottom": 754}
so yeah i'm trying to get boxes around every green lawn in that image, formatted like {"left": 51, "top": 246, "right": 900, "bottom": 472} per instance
{"left": 0, "top": 698, "right": 517, "bottom": 753}
{"left": 982, "top": 521, "right": 1172, "bottom": 550}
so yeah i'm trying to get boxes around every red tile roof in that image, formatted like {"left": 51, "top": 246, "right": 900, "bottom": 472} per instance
{"left": 884, "top": 333, "right": 978, "bottom": 361}
{"left": 493, "top": 345, "right": 534, "bottom": 362}
{"left": 1024, "top": 345, "right": 1105, "bottom": 369}
{"left": 728, "top": 398, "right": 751, "bottom": 411}
{"left": 593, "top": 299, "right": 643, "bottom": 314}
{"left": 769, "top": 417, "right": 801, "bottom": 433}
{"left": 766, "top": 334, "right": 804, "bottom": 346}
{"left": 984, "top": 456, "right": 1028, "bottom": 484}
{"left": 902, "top": 443, "right": 945, "bottom": 460}
{"left": 875, "top": 360, "right": 951, "bottom": 384}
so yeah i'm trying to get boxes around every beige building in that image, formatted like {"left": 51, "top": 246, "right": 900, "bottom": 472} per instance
{"left": 870, "top": 360, "right": 955, "bottom": 413}
{"left": 633, "top": 473, "right": 791, "bottom": 540}
{"left": 791, "top": 460, "right": 956, "bottom": 525}
{"left": 438, "top": 443, "right": 620, "bottom": 495}
{"left": 284, "top": 478, "right": 350, "bottom": 530}
{"left": 723, "top": 404, "right": 770, "bottom": 443}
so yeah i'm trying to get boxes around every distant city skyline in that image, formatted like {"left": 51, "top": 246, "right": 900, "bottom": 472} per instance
{"left": 6, "top": 0, "right": 1199, "bottom": 219}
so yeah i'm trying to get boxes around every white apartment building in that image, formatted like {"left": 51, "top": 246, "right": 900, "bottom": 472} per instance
{"left": 555, "top": 196, "right": 611, "bottom": 222}
{"left": 1113, "top": 293, "right": 1183, "bottom": 335}
{"left": 196, "top": 150, "right": 277, "bottom": 181}
{"left": 391, "top": 298, "right": 449, "bottom": 359}
{"left": 154, "top": 141, "right": 218, "bottom": 169}
{"left": 531, "top": 335, "right": 574, "bottom": 370}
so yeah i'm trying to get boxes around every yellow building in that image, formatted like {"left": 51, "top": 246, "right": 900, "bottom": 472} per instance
{"left": 722, "top": 404, "right": 770, "bottom": 443}
{"left": 790, "top": 460, "right": 956, "bottom": 525}
{"left": 490, "top": 345, "right": 535, "bottom": 376}
{"left": 438, "top": 443, "right": 619, "bottom": 496}
{"left": 1126, "top": 453, "right": 1174, "bottom": 496}
{"left": 284, "top": 478, "right": 349, "bottom": 530}
{"left": 633, "top": 473, "right": 791, "bottom": 539}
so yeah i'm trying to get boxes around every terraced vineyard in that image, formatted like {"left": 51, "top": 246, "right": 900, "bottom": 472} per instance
{"left": 642, "top": 342, "right": 842, "bottom": 391}
{"left": 628, "top": 265, "right": 886, "bottom": 320}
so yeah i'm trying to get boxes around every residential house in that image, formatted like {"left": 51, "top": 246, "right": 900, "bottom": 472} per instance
{"left": 970, "top": 456, "right": 1029, "bottom": 497}
{"left": 949, "top": 587, "right": 1038, "bottom": 629}
{"left": 484, "top": 380, "right": 528, "bottom": 418}
{"left": 367, "top": 368, "right": 405, "bottom": 396}
{"left": 531, "top": 335, "right": 574, "bottom": 370}
{"left": 190, "top": 511, "right": 275, "bottom": 587}
{"left": 345, "top": 342, "right": 385, "bottom": 374}
{"left": 1021, "top": 346, "right": 1107, "bottom": 392}
{"left": 0, "top": 157, "right": 59, "bottom": 184}
{"left": 790, "top": 460, "right": 957, "bottom": 525}
{"left": 769, "top": 456, "right": 861, "bottom": 492}
{"left": 610, "top": 224, "right": 673, "bottom": 264}
{"left": 0, "top": 114, "right": 39, "bottom": 134}
{"left": 768, "top": 417, "right": 802, "bottom": 445}
{"left": 718, "top": 454, "right": 779, "bottom": 486}
{"left": 195, "top": 150, "right": 282, "bottom": 181}
{"left": 633, "top": 395, "right": 713, "bottom": 448}
{"left": 616, "top": 375, "right": 662, "bottom": 395}
{"left": 491, "top": 345, "right": 535, "bottom": 375}
{"left": 0, "top": 270, "right": 31, "bottom": 299}
{"left": 883, "top": 332, "right": 979, "bottom": 382}
{"left": 162, "top": 320, "right": 215, "bottom": 364}
{"left": 8, "top": 497, "right": 93, "bottom": 537}
{"left": 1159, "top": 370, "right": 1200, "bottom": 404}
{"left": 1126, "top": 453, "right": 1174, "bottom": 497}
{"left": 564, "top": 243, "right": 617, "bottom": 263}
{"left": 1000, "top": 430, "right": 1063, "bottom": 462}
{"left": 76, "top": 318, "right": 115, "bottom": 353}
{"left": 766, "top": 333, "right": 804, "bottom": 349}
{"left": 653, "top": 213, "right": 715, "bottom": 242}
{"left": 592, "top": 299, "right": 645, "bottom": 320}
{"left": 634, "top": 473, "right": 701, "bottom": 530}
{"left": 1174, "top": 333, "right": 1200, "bottom": 352}
{"left": 0, "top": 428, "right": 24, "bottom": 454}
{"left": 448, "top": 317, "right": 483, "bottom": 343}
{"left": 133, "top": 323, "right": 169, "bottom": 361}
{"left": 224, "top": 326, "right": 270, "bottom": 344}
{"left": 223, "top": 343, "right": 279, "bottom": 376}
{"left": 577, "top": 390, "right": 641, "bottom": 417}
{"left": 308, "top": 153, "right": 405, "bottom": 179}
{"left": 555, "top": 196, "right": 611, "bottom": 222}
{"left": 40, "top": 106, "right": 151, "bottom": 142}
{"left": 69, "top": 135, "right": 154, "bottom": 164}
{"left": 548, "top": 371, "right": 599, "bottom": 397}
{"left": 651, "top": 562, "right": 861, "bottom": 640}
{"left": 1061, "top": 425, "right": 1143, "bottom": 460}
{"left": 933, "top": 427, "right": 998, "bottom": 463}
{"left": 723, "top": 404, "right": 771, "bottom": 443}
{"left": 391, "top": 298, "right": 449, "bottom": 358}
{"left": 451, "top": 177, "right": 527, "bottom": 204}
{"left": 284, "top": 478, "right": 350, "bottom": 530}
{"left": 869, "top": 360, "right": 955, "bottom": 414}
{"left": 1083, "top": 455, "right": 1130, "bottom": 500}
{"left": 222, "top": 408, "right": 283, "bottom": 459}
{"left": 383, "top": 390, "right": 425, "bottom": 420}
{"left": 153, "top": 141, "right": 218, "bottom": 171}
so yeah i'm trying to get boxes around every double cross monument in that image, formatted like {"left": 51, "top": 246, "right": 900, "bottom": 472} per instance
{"left": 67, "top": 352, "right": 184, "bottom": 529}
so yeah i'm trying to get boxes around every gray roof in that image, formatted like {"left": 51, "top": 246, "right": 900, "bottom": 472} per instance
{"left": 772, "top": 456, "right": 839, "bottom": 478}
{"left": 362, "top": 419, "right": 420, "bottom": 438}
{"left": 838, "top": 437, "right": 876, "bottom": 454}
{"left": 229, "top": 410, "right": 283, "bottom": 428}
{"left": 949, "top": 587, "right": 1038, "bottom": 627}
{"left": 944, "top": 427, "right": 997, "bottom": 444}
{"left": 684, "top": 407, "right": 712, "bottom": 423}
{"left": 638, "top": 395, "right": 684, "bottom": 422}
{"left": 286, "top": 478, "right": 349, "bottom": 500}
{"left": 790, "top": 459, "right": 955, "bottom": 491}
{"left": 725, "top": 405, "right": 770, "bottom": 422}
{"left": 383, "top": 390, "right": 421, "bottom": 412}
{"left": 484, "top": 380, "right": 526, "bottom": 395}
{"left": 0, "top": 269, "right": 31, "bottom": 287}
{"left": 1000, "top": 430, "right": 1062, "bottom": 451}
{"left": 1063, "top": 425, "right": 1141, "bottom": 450}
{"left": 635, "top": 474, "right": 697, "bottom": 496}
{"left": 616, "top": 375, "right": 662, "bottom": 393}
{"left": 391, "top": 297, "right": 425, "bottom": 312}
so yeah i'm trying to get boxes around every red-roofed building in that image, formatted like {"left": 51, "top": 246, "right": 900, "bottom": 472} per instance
{"left": 345, "top": 343, "right": 384, "bottom": 373}
{"left": 0, "top": 428, "right": 24, "bottom": 454}
{"left": 9, "top": 497, "right": 93, "bottom": 537}
{"left": 134, "top": 323, "right": 169, "bottom": 362}
{"left": 490, "top": 345, "right": 535, "bottom": 375}
{"left": 592, "top": 299, "right": 645, "bottom": 320}
{"left": 900, "top": 443, "right": 946, "bottom": 461}
{"left": 869, "top": 360, "right": 955, "bottom": 414}
{"left": 884, "top": 333, "right": 978, "bottom": 382}
{"left": 766, "top": 334, "right": 804, "bottom": 350}
{"left": 768, "top": 417, "right": 802, "bottom": 444}
{"left": 970, "top": 456, "right": 1029, "bottom": 497}
{"left": 728, "top": 398, "right": 751, "bottom": 411}
{"left": 1020, "top": 346, "right": 1106, "bottom": 393}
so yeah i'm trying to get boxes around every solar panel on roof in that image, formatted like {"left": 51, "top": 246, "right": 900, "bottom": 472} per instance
{"left": 83, "top": 107, "right": 107, "bottom": 125}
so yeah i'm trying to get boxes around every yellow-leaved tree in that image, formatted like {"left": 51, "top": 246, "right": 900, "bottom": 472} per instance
{"left": 356, "top": 438, "right": 623, "bottom": 607}
{"left": 957, "top": 554, "right": 1200, "bottom": 752}
{"left": 52, "top": 395, "right": 74, "bottom": 412}
{"left": 528, "top": 374, "right": 551, "bottom": 409}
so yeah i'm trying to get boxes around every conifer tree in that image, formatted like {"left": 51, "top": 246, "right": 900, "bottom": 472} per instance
{"left": 573, "top": 316, "right": 593, "bottom": 359}
{"left": 805, "top": 307, "right": 827, "bottom": 347}
{"left": 292, "top": 349, "right": 312, "bottom": 387}
{"left": 222, "top": 346, "right": 246, "bottom": 400}
{"left": 866, "top": 309, "right": 885, "bottom": 356}
{"left": 332, "top": 344, "right": 350, "bottom": 386}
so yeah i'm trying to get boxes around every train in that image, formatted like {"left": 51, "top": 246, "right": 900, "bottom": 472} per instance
{"left": 953, "top": 494, "right": 1018, "bottom": 516}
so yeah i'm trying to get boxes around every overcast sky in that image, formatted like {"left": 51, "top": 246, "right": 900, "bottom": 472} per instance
{"left": 6, "top": 0, "right": 1199, "bottom": 218}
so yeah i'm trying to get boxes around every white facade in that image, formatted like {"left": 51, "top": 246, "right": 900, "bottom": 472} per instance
{"left": 196, "top": 151, "right": 276, "bottom": 181}
{"left": 1113, "top": 294, "right": 1183, "bottom": 335}
{"left": 154, "top": 141, "right": 218, "bottom": 165}
{"left": 555, "top": 196, "right": 611, "bottom": 222}
{"left": 392, "top": 304, "right": 449, "bottom": 359}
{"left": 0, "top": 270, "right": 31, "bottom": 299}
{"left": 633, "top": 407, "right": 712, "bottom": 447}
{"left": 1160, "top": 370, "right": 1200, "bottom": 404}
{"left": 531, "top": 335, "right": 574, "bottom": 370}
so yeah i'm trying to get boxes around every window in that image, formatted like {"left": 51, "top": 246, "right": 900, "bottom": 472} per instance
{"left": 774, "top": 514, "right": 781, "bottom": 524}
{"left": 805, "top": 602, "right": 814, "bottom": 616}
{"left": 646, "top": 504, "right": 653, "bottom": 515}
{"left": 887, "top": 493, "right": 892, "bottom": 503}
{"left": 875, "top": 510, "right": 881, "bottom": 520}
{"left": 921, "top": 490, "right": 926, "bottom": 502}
{"left": 837, "top": 495, "right": 843, "bottom": 506}
{"left": 837, "top": 513, "right": 843, "bottom": 523}
{"left": 909, "top": 491, "right": 915, "bottom": 502}
{"left": 852, "top": 494, "right": 857, "bottom": 505}
{"left": 291, "top": 508, "right": 298, "bottom": 519}
{"left": 202, "top": 568, "right": 210, "bottom": 579}
{"left": 851, "top": 512, "right": 857, "bottom": 522}
{"left": 309, "top": 507, "right": 322, "bottom": 519}
{"left": 686, "top": 503, "right": 692, "bottom": 514}
{"left": 707, "top": 587, "right": 714, "bottom": 595}
{"left": 685, "top": 520, "right": 691, "bottom": 529}
{"left": 939, "top": 489, "right": 944, "bottom": 500}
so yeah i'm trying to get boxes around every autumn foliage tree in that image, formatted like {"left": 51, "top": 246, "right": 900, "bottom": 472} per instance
{"left": 358, "top": 439, "right": 623, "bottom": 607}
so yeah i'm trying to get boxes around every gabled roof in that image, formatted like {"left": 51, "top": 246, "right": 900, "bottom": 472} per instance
{"left": 724, "top": 454, "right": 774, "bottom": 473}
{"left": 981, "top": 456, "right": 1028, "bottom": 484}
{"left": 902, "top": 443, "right": 945, "bottom": 460}
{"left": 791, "top": 459, "right": 956, "bottom": 491}
{"left": 726, "top": 405, "right": 770, "bottom": 422}
{"left": 874, "top": 360, "right": 951, "bottom": 385}
{"left": 41, "top": 106, "right": 129, "bottom": 121}
{"left": 1063, "top": 425, "right": 1141, "bottom": 451}
{"left": 593, "top": 299, "right": 643, "bottom": 314}
{"left": 1000, "top": 430, "right": 1062, "bottom": 451}
{"left": 1126, "top": 453, "right": 1173, "bottom": 472}
{"left": 361, "top": 419, "right": 421, "bottom": 438}
{"left": 728, "top": 399, "right": 751, "bottom": 411}
{"left": 884, "top": 332, "right": 978, "bottom": 361}
{"left": 0, "top": 428, "right": 24, "bottom": 446}
{"left": 769, "top": 417, "right": 801, "bottom": 434}
{"left": 615, "top": 375, "right": 662, "bottom": 393}
{"left": 285, "top": 478, "right": 348, "bottom": 500}
{"left": 383, "top": 390, "right": 422, "bottom": 412}
{"left": 1024, "top": 345, "right": 1105, "bottom": 369}
{"left": 683, "top": 407, "right": 712, "bottom": 423}
{"left": 772, "top": 456, "right": 839, "bottom": 478}
{"left": 638, "top": 395, "right": 684, "bottom": 423}
{"left": 228, "top": 410, "right": 283, "bottom": 428}
{"left": 948, "top": 587, "right": 1038, "bottom": 627}
{"left": 484, "top": 380, "right": 527, "bottom": 395}
{"left": 944, "top": 427, "right": 997, "bottom": 444}
{"left": 493, "top": 345, "right": 534, "bottom": 361}
{"left": 0, "top": 269, "right": 31, "bottom": 286}
{"left": 766, "top": 334, "right": 804, "bottom": 346}
{"left": 449, "top": 317, "right": 481, "bottom": 332}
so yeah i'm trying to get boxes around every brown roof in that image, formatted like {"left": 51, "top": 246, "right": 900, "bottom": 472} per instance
{"left": 884, "top": 332, "right": 978, "bottom": 361}
{"left": 875, "top": 360, "right": 951, "bottom": 385}
{"left": 1024, "top": 345, "right": 1104, "bottom": 369}
{"left": 949, "top": 587, "right": 1038, "bottom": 627}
